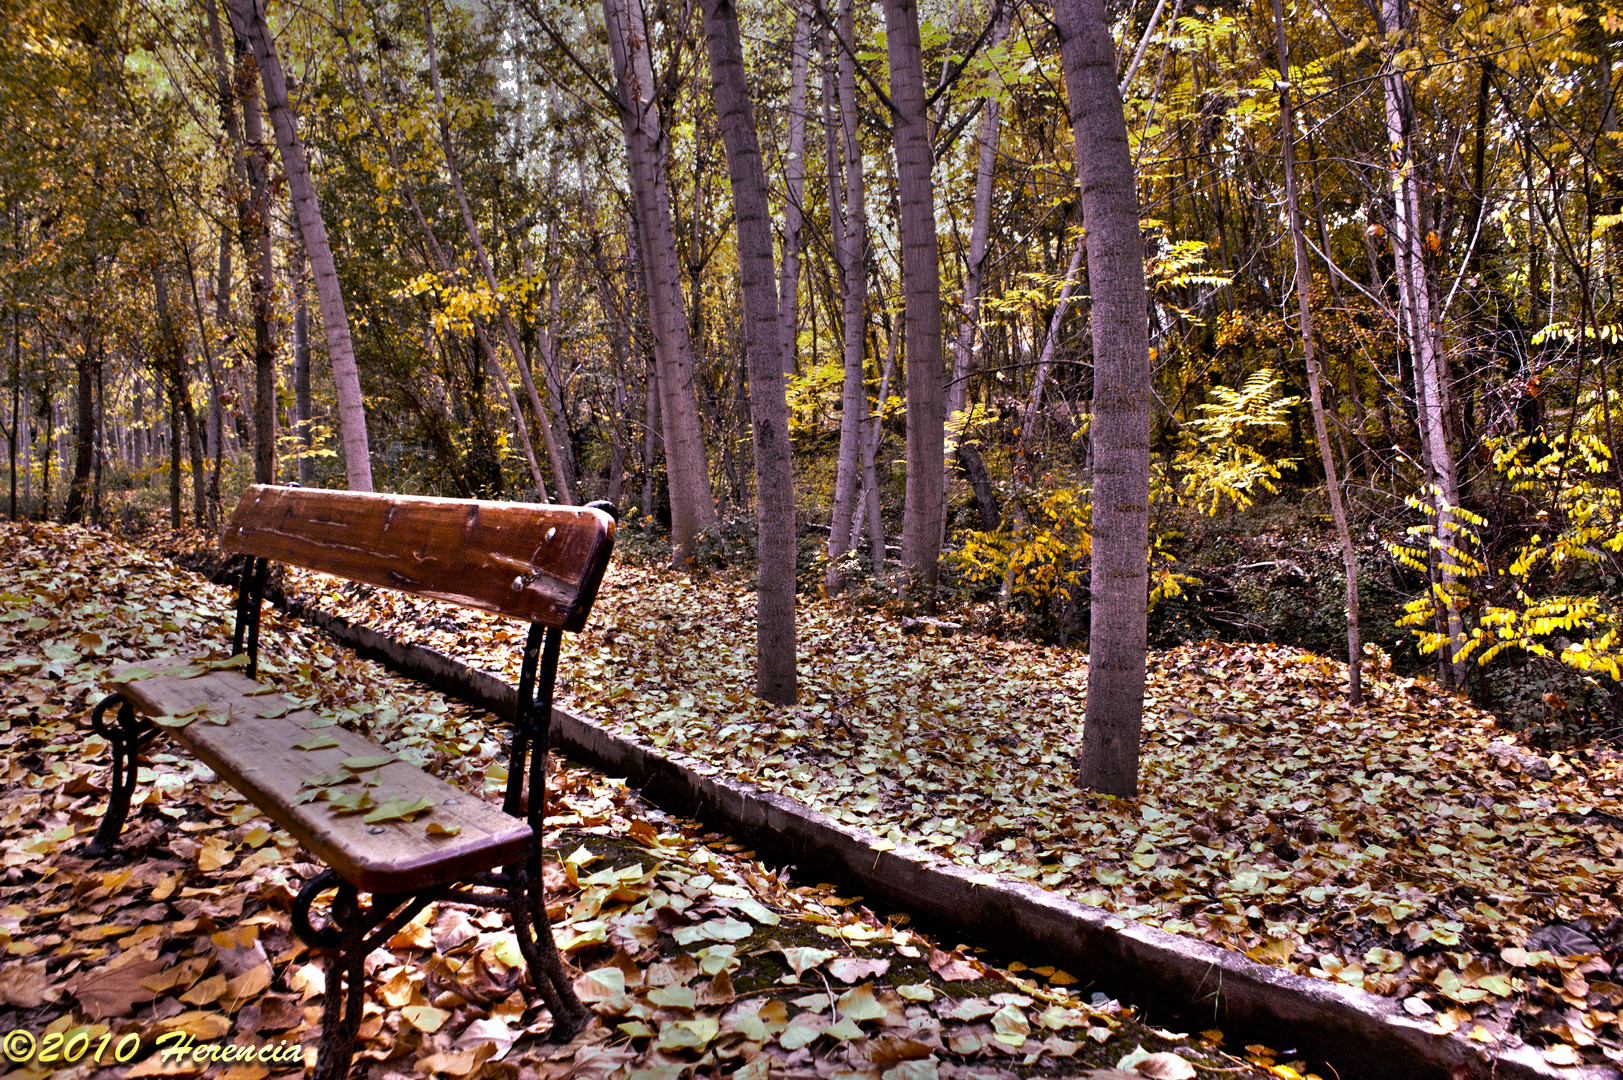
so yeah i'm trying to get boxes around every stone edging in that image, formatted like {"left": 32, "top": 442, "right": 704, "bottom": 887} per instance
{"left": 282, "top": 597, "right": 1617, "bottom": 1080}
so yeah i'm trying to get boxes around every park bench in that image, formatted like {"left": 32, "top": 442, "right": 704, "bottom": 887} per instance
{"left": 85, "top": 484, "right": 617, "bottom": 1080}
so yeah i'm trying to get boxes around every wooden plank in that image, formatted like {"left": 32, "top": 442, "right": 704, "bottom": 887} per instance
{"left": 110, "top": 659, "right": 531, "bottom": 895}
{"left": 221, "top": 485, "right": 615, "bottom": 631}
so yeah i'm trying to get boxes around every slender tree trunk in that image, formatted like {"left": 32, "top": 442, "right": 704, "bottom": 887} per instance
{"left": 7, "top": 312, "right": 18, "bottom": 520}
{"left": 602, "top": 0, "right": 718, "bottom": 561}
{"left": 1020, "top": 234, "right": 1086, "bottom": 469}
{"left": 1055, "top": 0, "right": 1152, "bottom": 797}
{"left": 827, "top": 0, "right": 868, "bottom": 593}
{"left": 209, "top": 0, "right": 279, "bottom": 487}
{"left": 166, "top": 371, "right": 181, "bottom": 529}
{"left": 778, "top": 3, "right": 811, "bottom": 370}
{"left": 1378, "top": 0, "right": 1465, "bottom": 685}
{"left": 239, "top": 49, "right": 276, "bottom": 486}
{"left": 1275, "top": 0, "right": 1362, "bottom": 706}
{"left": 701, "top": 0, "right": 799, "bottom": 704}
{"left": 62, "top": 328, "right": 95, "bottom": 525}
{"left": 882, "top": 0, "right": 946, "bottom": 604}
{"left": 226, "top": 0, "right": 373, "bottom": 491}
{"left": 425, "top": 5, "right": 574, "bottom": 503}
{"left": 181, "top": 244, "right": 224, "bottom": 526}
{"left": 947, "top": 6, "right": 1011, "bottom": 424}
{"left": 853, "top": 312, "right": 897, "bottom": 567}
{"left": 294, "top": 237, "right": 314, "bottom": 485}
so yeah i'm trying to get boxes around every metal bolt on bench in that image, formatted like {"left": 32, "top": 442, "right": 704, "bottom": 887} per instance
{"left": 85, "top": 485, "right": 619, "bottom": 1080}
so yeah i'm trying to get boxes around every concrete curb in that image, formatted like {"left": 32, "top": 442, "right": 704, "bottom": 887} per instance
{"left": 284, "top": 598, "right": 1618, "bottom": 1080}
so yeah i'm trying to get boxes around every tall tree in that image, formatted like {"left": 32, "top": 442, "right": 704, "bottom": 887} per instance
{"left": 825, "top": 0, "right": 870, "bottom": 593}
{"left": 700, "top": 0, "right": 798, "bottom": 704}
{"left": 778, "top": 3, "right": 811, "bottom": 372}
{"left": 881, "top": 0, "right": 946, "bottom": 604}
{"left": 1274, "top": 0, "right": 1362, "bottom": 706}
{"left": 424, "top": 3, "right": 576, "bottom": 504}
{"left": 1377, "top": 0, "right": 1465, "bottom": 686}
{"left": 1055, "top": 0, "right": 1152, "bottom": 796}
{"left": 600, "top": 0, "right": 719, "bottom": 561}
{"left": 225, "top": 0, "right": 374, "bottom": 491}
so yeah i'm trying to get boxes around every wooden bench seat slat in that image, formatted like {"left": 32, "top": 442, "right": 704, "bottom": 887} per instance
{"left": 110, "top": 658, "right": 530, "bottom": 895}
{"left": 220, "top": 485, "right": 616, "bottom": 631}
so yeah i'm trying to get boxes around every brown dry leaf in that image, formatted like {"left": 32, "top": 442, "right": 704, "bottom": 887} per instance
{"left": 827, "top": 956, "right": 890, "bottom": 983}
{"left": 929, "top": 946, "right": 980, "bottom": 981}
{"left": 157, "top": 1010, "right": 233, "bottom": 1040}
{"left": 225, "top": 962, "right": 273, "bottom": 1002}
{"left": 64, "top": 945, "right": 165, "bottom": 1018}
{"left": 869, "top": 1034, "right": 934, "bottom": 1066}
{"left": 696, "top": 970, "right": 736, "bottom": 1006}
{"left": 179, "top": 973, "right": 228, "bottom": 1005}
{"left": 0, "top": 959, "right": 61, "bottom": 1007}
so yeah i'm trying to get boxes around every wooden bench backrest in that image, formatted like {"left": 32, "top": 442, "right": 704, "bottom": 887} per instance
{"left": 221, "top": 485, "right": 616, "bottom": 631}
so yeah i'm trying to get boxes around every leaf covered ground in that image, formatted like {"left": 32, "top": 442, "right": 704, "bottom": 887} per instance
{"left": 278, "top": 550, "right": 1623, "bottom": 1069}
{"left": 0, "top": 521, "right": 1275, "bottom": 1080}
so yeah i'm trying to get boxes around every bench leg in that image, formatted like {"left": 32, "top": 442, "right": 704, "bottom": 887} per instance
{"left": 313, "top": 883, "right": 367, "bottom": 1080}
{"left": 512, "top": 847, "right": 590, "bottom": 1039}
{"left": 85, "top": 694, "right": 152, "bottom": 858}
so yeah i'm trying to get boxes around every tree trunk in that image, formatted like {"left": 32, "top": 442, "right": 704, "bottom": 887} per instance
{"left": 1378, "top": 0, "right": 1465, "bottom": 685}
{"left": 1055, "top": 0, "right": 1152, "bottom": 797}
{"left": 226, "top": 0, "right": 373, "bottom": 491}
{"left": 701, "top": 0, "right": 799, "bottom": 704}
{"left": 181, "top": 241, "right": 225, "bottom": 526}
{"left": 1274, "top": 0, "right": 1362, "bottom": 706}
{"left": 778, "top": 3, "right": 811, "bottom": 370}
{"left": 62, "top": 328, "right": 95, "bottom": 525}
{"left": 294, "top": 237, "right": 314, "bottom": 485}
{"left": 602, "top": 0, "right": 718, "bottom": 561}
{"left": 882, "top": 0, "right": 946, "bottom": 604}
{"left": 827, "top": 0, "right": 868, "bottom": 594}
{"left": 1020, "top": 234, "right": 1086, "bottom": 469}
{"left": 947, "top": 5, "right": 1011, "bottom": 426}
{"left": 8, "top": 312, "right": 18, "bottom": 520}
{"left": 425, "top": 4, "right": 574, "bottom": 504}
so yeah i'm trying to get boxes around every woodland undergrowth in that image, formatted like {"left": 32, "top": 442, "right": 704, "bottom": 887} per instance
{"left": 0, "top": 521, "right": 1272, "bottom": 1080}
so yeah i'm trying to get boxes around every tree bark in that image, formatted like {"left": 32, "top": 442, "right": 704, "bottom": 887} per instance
{"left": 1274, "top": 0, "right": 1362, "bottom": 706}
{"left": 1378, "top": 0, "right": 1465, "bottom": 685}
{"left": 62, "top": 327, "right": 95, "bottom": 525}
{"left": 882, "top": 0, "right": 946, "bottom": 604}
{"left": 946, "top": 4, "right": 1010, "bottom": 426}
{"left": 701, "top": 0, "right": 799, "bottom": 703}
{"left": 1020, "top": 233, "right": 1086, "bottom": 469}
{"left": 778, "top": 3, "right": 811, "bottom": 370}
{"left": 826, "top": 0, "right": 868, "bottom": 593}
{"left": 1055, "top": 0, "right": 1152, "bottom": 797}
{"left": 294, "top": 236, "right": 314, "bottom": 486}
{"left": 602, "top": 0, "right": 718, "bottom": 561}
{"left": 226, "top": 0, "right": 373, "bottom": 491}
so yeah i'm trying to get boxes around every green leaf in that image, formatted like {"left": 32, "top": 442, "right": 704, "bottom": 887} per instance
{"left": 294, "top": 734, "right": 340, "bottom": 752}
{"left": 425, "top": 821, "right": 461, "bottom": 837}
{"left": 341, "top": 755, "right": 393, "bottom": 771}
{"left": 301, "top": 770, "right": 356, "bottom": 789}
{"left": 327, "top": 790, "right": 375, "bottom": 815}
{"left": 363, "top": 796, "right": 435, "bottom": 824}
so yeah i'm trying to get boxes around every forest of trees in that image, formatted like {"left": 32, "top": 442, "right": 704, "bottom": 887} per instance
{"left": 6, "top": 0, "right": 1623, "bottom": 786}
